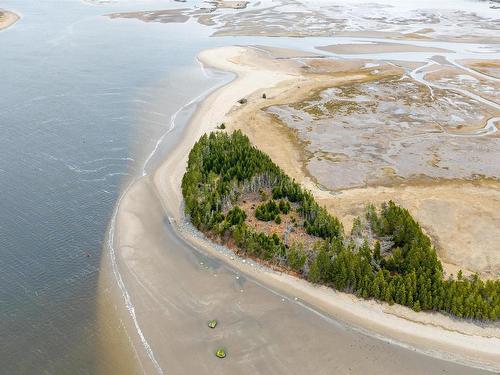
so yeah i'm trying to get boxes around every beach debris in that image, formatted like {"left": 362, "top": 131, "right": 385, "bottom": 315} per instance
{"left": 262, "top": 93, "right": 267, "bottom": 99}
{"left": 217, "top": 123, "right": 226, "bottom": 130}
{"left": 208, "top": 319, "right": 217, "bottom": 329}
{"left": 215, "top": 348, "right": 226, "bottom": 358}
{"left": 237, "top": 98, "right": 247, "bottom": 104}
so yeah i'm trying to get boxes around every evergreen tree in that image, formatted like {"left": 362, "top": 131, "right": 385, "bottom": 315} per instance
{"left": 181, "top": 131, "right": 500, "bottom": 321}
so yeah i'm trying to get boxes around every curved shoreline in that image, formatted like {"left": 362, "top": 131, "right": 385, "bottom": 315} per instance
{"left": 105, "top": 45, "right": 499, "bottom": 374}
{"left": 0, "top": 10, "right": 19, "bottom": 31}
{"left": 152, "top": 46, "right": 500, "bottom": 370}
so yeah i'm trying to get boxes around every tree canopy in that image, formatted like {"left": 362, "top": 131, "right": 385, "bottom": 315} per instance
{"left": 182, "top": 131, "right": 500, "bottom": 321}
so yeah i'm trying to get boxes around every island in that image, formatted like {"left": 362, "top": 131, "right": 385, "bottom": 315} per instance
{"left": 0, "top": 9, "right": 19, "bottom": 31}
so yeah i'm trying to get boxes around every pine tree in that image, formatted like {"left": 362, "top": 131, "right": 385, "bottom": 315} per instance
{"left": 182, "top": 131, "right": 500, "bottom": 321}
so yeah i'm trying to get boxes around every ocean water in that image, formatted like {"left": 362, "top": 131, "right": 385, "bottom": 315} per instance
{"left": 0, "top": 1, "right": 224, "bottom": 373}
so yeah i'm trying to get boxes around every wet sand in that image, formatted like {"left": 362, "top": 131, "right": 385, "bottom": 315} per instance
{"left": 318, "top": 42, "right": 451, "bottom": 54}
{"left": 96, "top": 249, "right": 143, "bottom": 375}
{"left": 104, "top": 46, "right": 500, "bottom": 374}
{"left": 0, "top": 10, "right": 19, "bottom": 30}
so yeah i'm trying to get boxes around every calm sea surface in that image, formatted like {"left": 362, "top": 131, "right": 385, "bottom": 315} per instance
{"left": 0, "top": 1, "right": 226, "bottom": 373}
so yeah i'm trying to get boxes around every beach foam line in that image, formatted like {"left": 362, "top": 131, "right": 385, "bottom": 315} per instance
{"left": 196, "top": 56, "right": 213, "bottom": 79}
{"left": 107, "top": 180, "right": 165, "bottom": 375}
{"left": 106, "top": 65, "right": 234, "bottom": 374}
{"left": 141, "top": 71, "right": 232, "bottom": 176}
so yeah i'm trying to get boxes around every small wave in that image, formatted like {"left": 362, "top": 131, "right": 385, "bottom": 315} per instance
{"left": 107, "top": 180, "right": 165, "bottom": 375}
{"left": 82, "top": 157, "right": 135, "bottom": 165}
{"left": 141, "top": 81, "right": 227, "bottom": 176}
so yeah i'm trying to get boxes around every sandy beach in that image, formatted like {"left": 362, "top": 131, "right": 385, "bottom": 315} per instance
{"left": 158, "top": 46, "right": 500, "bottom": 367}
{"left": 3, "top": 0, "right": 498, "bottom": 373}
{"left": 101, "top": 45, "right": 500, "bottom": 374}
{"left": 0, "top": 10, "right": 19, "bottom": 31}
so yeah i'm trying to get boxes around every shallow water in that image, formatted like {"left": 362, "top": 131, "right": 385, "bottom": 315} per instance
{"left": 0, "top": 1, "right": 223, "bottom": 373}
{"left": 1, "top": 0, "right": 498, "bottom": 373}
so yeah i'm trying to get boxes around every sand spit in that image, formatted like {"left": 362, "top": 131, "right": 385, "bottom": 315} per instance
{"left": 147, "top": 46, "right": 500, "bottom": 370}
{"left": 0, "top": 10, "right": 19, "bottom": 31}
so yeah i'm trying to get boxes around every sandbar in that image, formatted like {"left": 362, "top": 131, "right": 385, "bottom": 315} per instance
{"left": 0, "top": 10, "right": 19, "bottom": 31}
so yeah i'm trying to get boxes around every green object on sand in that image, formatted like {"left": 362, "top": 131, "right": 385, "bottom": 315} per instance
{"left": 208, "top": 319, "right": 217, "bottom": 329}
{"left": 215, "top": 348, "right": 226, "bottom": 358}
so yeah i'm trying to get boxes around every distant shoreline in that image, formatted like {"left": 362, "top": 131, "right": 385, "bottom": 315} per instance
{"left": 0, "top": 10, "right": 19, "bottom": 31}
